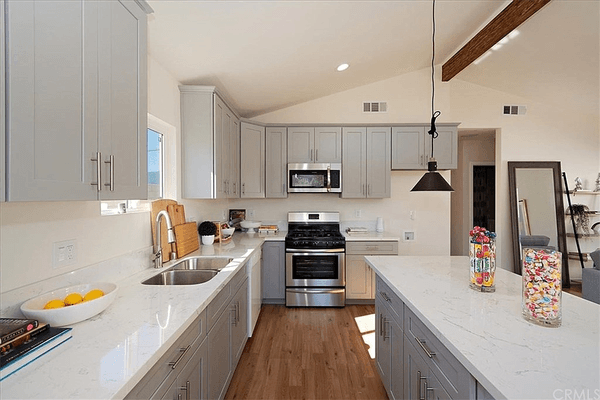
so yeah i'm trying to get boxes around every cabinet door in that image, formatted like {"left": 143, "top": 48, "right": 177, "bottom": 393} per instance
{"left": 404, "top": 336, "right": 430, "bottom": 400}
{"left": 176, "top": 340, "right": 208, "bottom": 400}
{"left": 262, "top": 242, "right": 285, "bottom": 301}
{"left": 392, "top": 126, "right": 426, "bottom": 170}
{"left": 213, "top": 95, "right": 226, "bottom": 199}
{"left": 240, "top": 122, "right": 265, "bottom": 198}
{"left": 346, "top": 255, "right": 373, "bottom": 299}
{"left": 288, "top": 127, "right": 315, "bottom": 163}
{"left": 341, "top": 127, "right": 367, "bottom": 198}
{"left": 314, "top": 127, "right": 342, "bottom": 163}
{"left": 265, "top": 127, "right": 288, "bottom": 198}
{"left": 221, "top": 105, "right": 232, "bottom": 197}
{"left": 6, "top": 0, "right": 98, "bottom": 201}
{"left": 231, "top": 281, "right": 249, "bottom": 368}
{"left": 389, "top": 317, "right": 404, "bottom": 400}
{"left": 427, "top": 126, "right": 457, "bottom": 170}
{"left": 367, "top": 127, "right": 391, "bottom": 198}
{"left": 1, "top": 0, "right": 5, "bottom": 201}
{"left": 208, "top": 308, "right": 232, "bottom": 400}
{"left": 229, "top": 117, "right": 240, "bottom": 198}
{"left": 375, "top": 297, "right": 392, "bottom": 393}
{"left": 97, "top": 0, "right": 147, "bottom": 200}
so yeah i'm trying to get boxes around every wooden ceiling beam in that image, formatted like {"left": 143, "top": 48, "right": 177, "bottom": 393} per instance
{"left": 442, "top": 0, "right": 551, "bottom": 82}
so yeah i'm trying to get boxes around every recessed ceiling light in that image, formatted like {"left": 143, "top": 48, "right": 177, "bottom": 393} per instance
{"left": 337, "top": 63, "right": 349, "bottom": 72}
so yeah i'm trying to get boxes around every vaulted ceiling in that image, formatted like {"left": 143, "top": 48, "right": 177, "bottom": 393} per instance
{"left": 147, "top": 0, "right": 599, "bottom": 119}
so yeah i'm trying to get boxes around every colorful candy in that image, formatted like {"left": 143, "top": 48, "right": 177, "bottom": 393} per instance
{"left": 521, "top": 247, "right": 562, "bottom": 327}
{"left": 469, "top": 226, "right": 496, "bottom": 292}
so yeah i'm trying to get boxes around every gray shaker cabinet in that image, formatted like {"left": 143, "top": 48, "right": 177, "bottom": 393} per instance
{"left": 5, "top": 0, "right": 149, "bottom": 201}
{"left": 265, "top": 127, "right": 288, "bottom": 198}
{"left": 342, "top": 127, "right": 391, "bottom": 198}
{"left": 375, "top": 285, "right": 404, "bottom": 399}
{"left": 287, "top": 127, "right": 341, "bottom": 163}
{"left": 240, "top": 122, "right": 265, "bottom": 198}
{"left": 391, "top": 125, "right": 458, "bottom": 170}
{"left": 262, "top": 242, "right": 285, "bottom": 303}
{"left": 231, "top": 279, "right": 249, "bottom": 369}
{"left": 0, "top": 0, "right": 5, "bottom": 201}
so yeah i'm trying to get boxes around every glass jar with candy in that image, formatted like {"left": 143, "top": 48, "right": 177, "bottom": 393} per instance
{"left": 521, "top": 247, "right": 562, "bottom": 327}
{"left": 469, "top": 226, "right": 497, "bottom": 292}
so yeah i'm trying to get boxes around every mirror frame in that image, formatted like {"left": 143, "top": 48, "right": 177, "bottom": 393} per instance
{"left": 508, "top": 161, "right": 570, "bottom": 287}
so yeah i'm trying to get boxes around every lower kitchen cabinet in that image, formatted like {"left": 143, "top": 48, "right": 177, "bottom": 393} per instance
{"left": 262, "top": 242, "right": 285, "bottom": 304}
{"left": 159, "top": 340, "right": 208, "bottom": 400}
{"left": 231, "top": 280, "right": 249, "bottom": 368}
{"left": 347, "top": 241, "right": 398, "bottom": 301}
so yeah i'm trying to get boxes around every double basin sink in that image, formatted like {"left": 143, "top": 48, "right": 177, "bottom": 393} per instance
{"left": 142, "top": 256, "right": 233, "bottom": 285}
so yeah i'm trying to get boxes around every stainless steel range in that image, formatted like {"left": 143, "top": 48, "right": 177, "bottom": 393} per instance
{"left": 285, "top": 212, "right": 346, "bottom": 307}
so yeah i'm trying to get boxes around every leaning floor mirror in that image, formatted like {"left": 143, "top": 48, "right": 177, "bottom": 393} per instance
{"left": 508, "top": 161, "right": 570, "bottom": 288}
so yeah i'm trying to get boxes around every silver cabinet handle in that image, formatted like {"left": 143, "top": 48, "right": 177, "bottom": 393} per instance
{"left": 179, "top": 381, "right": 190, "bottom": 400}
{"left": 418, "top": 371, "right": 428, "bottom": 400}
{"left": 233, "top": 182, "right": 236, "bottom": 194}
{"left": 315, "top": 149, "right": 318, "bottom": 161}
{"left": 169, "top": 345, "right": 191, "bottom": 369}
{"left": 242, "top": 183, "right": 245, "bottom": 195}
{"left": 91, "top": 152, "right": 102, "bottom": 191}
{"left": 415, "top": 336, "right": 436, "bottom": 358}
{"left": 380, "top": 291, "right": 390, "bottom": 302}
{"left": 383, "top": 317, "right": 389, "bottom": 341}
{"left": 311, "top": 149, "right": 314, "bottom": 161}
{"left": 231, "top": 304, "right": 237, "bottom": 326}
{"left": 104, "top": 155, "right": 114, "bottom": 191}
{"left": 379, "top": 313, "right": 383, "bottom": 337}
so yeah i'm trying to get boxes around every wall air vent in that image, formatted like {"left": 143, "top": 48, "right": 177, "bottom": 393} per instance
{"left": 363, "top": 102, "right": 388, "bottom": 113}
{"left": 503, "top": 105, "right": 527, "bottom": 115}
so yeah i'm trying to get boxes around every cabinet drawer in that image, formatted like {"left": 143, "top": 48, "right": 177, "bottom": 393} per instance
{"left": 375, "top": 275, "right": 403, "bottom": 328}
{"left": 404, "top": 307, "right": 473, "bottom": 399}
{"left": 347, "top": 241, "right": 398, "bottom": 255}
{"left": 207, "top": 283, "right": 231, "bottom": 330}
{"left": 229, "top": 265, "right": 247, "bottom": 293}
{"left": 126, "top": 310, "right": 206, "bottom": 400}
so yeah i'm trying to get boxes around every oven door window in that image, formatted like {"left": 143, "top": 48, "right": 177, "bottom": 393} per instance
{"left": 289, "top": 171, "right": 326, "bottom": 189}
{"left": 291, "top": 255, "right": 339, "bottom": 280}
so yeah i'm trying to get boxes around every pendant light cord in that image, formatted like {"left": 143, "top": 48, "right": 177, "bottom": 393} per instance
{"left": 429, "top": 0, "right": 440, "bottom": 159}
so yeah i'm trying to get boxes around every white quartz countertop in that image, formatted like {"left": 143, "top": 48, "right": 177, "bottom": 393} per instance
{"left": 365, "top": 256, "right": 600, "bottom": 400}
{"left": 0, "top": 234, "right": 268, "bottom": 400}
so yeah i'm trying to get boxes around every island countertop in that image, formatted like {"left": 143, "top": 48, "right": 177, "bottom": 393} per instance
{"left": 365, "top": 255, "right": 600, "bottom": 400}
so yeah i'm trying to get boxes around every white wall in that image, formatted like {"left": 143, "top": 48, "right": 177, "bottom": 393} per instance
{"left": 0, "top": 55, "right": 182, "bottom": 294}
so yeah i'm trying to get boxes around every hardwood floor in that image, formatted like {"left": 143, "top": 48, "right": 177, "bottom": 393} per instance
{"left": 225, "top": 305, "right": 388, "bottom": 400}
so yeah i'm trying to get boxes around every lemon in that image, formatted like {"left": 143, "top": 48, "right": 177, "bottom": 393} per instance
{"left": 44, "top": 299, "right": 66, "bottom": 309}
{"left": 64, "top": 292, "right": 84, "bottom": 306}
{"left": 83, "top": 289, "right": 104, "bottom": 302}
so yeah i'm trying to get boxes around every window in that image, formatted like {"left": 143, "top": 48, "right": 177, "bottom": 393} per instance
{"left": 147, "top": 128, "right": 164, "bottom": 200}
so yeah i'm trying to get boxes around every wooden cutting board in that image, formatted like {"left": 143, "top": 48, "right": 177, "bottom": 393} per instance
{"left": 167, "top": 204, "right": 186, "bottom": 226}
{"left": 151, "top": 199, "right": 177, "bottom": 258}
{"left": 173, "top": 222, "right": 200, "bottom": 258}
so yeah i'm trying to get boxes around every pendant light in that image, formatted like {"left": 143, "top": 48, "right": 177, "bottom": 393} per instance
{"left": 411, "top": 0, "right": 454, "bottom": 192}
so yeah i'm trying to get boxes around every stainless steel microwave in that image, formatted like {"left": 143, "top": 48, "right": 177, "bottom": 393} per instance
{"left": 287, "top": 163, "right": 342, "bottom": 193}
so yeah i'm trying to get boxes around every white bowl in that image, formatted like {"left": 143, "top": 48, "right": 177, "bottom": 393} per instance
{"left": 221, "top": 227, "right": 235, "bottom": 237}
{"left": 20, "top": 282, "right": 118, "bottom": 327}
{"left": 240, "top": 220, "right": 261, "bottom": 229}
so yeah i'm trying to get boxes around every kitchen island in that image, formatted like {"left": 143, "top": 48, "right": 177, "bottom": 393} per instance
{"left": 366, "top": 255, "right": 600, "bottom": 400}
{"left": 0, "top": 233, "right": 281, "bottom": 400}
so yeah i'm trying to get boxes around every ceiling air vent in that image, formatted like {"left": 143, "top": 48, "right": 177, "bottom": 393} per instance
{"left": 503, "top": 105, "right": 527, "bottom": 115}
{"left": 363, "top": 102, "right": 388, "bottom": 113}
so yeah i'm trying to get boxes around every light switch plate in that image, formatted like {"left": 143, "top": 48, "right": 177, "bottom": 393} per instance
{"left": 53, "top": 239, "right": 77, "bottom": 268}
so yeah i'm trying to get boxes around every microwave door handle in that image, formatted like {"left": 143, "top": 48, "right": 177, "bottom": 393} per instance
{"left": 327, "top": 166, "right": 331, "bottom": 192}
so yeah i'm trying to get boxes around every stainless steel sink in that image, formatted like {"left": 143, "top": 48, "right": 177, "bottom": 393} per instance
{"left": 141, "top": 257, "right": 233, "bottom": 285}
{"left": 170, "top": 256, "right": 233, "bottom": 271}
{"left": 142, "top": 269, "right": 219, "bottom": 285}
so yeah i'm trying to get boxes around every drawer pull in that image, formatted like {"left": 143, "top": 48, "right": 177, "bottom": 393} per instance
{"left": 383, "top": 318, "right": 389, "bottom": 341}
{"left": 417, "top": 371, "right": 425, "bottom": 400}
{"left": 179, "top": 381, "right": 190, "bottom": 400}
{"left": 366, "top": 246, "right": 378, "bottom": 250}
{"left": 380, "top": 291, "right": 391, "bottom": 302}
{"left": 415, "top": 336, "right": 436, "bottom": 358}
{"left": 379, "top": 313, "right": 384, "bottom": 337}
{"left": 169, "top": 345, "right": 191, "bottom": 369}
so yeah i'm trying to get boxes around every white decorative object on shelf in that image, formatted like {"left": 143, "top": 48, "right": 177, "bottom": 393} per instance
{"left": 574, "top": 176, "right": 583, "bottom": 192}
{"left": 595, "top": 173, "right": 600, "bottom": 192}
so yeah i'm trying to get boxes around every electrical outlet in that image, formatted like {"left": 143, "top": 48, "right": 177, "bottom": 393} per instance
{"left": 53, "top": 239, "right": 77, "bottom": 268}
{"left": 403, "top": 231, "right": 415, "bottom": 242}
{"left": 355, "top": 209, "right": 362, "bottom": 218}
{"left": 248, "top": 209, "right": 255, "bottom": 219}
{"left": 222, "top": 209, "right": 227, "bottom": 220}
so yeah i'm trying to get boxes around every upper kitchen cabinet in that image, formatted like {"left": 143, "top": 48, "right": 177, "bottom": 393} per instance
{"left": 240, "top": 122, "right": 265, "bottom": 198}
{"left": 342, "top": 127, "right": 391, "bottom": 198}
{"left": 180, "top": 86, "right": 240, "bottom": 199}
{"left": 265, "top": 127, "right": 287, "bottom": 198}
{"left": 1, "top": 0, "right": 5, "bottom": 202}
{"left": 5, "top": 0, "right": 151, "bottom": 201}
{"left": 288, "top": 127, "right": 342, "bottom": 163}
{"left": 391, "top": 124, "right": 458, "bottom": 170}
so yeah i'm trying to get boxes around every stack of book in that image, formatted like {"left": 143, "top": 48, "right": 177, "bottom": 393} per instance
{"left": 0, "top": 318, "right": 72, "bottom": 380}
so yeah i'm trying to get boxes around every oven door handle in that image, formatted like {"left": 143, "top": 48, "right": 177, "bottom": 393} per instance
{"left": 327, "top": 165, "right": 331, "bottom": 192}
{"left": 286, "top": 248, "right": 345, "bottom": 253}
{"left": 286, "top": 288, "right": 345, "bottom": 295}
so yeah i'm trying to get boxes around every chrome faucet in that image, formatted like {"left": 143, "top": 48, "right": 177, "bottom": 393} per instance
{"left": 153, "top": 210, "right": 176, "bottom": 268}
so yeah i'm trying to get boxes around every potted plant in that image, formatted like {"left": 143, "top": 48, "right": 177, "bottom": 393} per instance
{"left": 198, "top": 221, "right": 217, "bottom": 245}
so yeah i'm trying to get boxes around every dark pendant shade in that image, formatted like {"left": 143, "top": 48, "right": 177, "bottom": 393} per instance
{"left": 411, "top": 160, "right": 454, "bottom": 192}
